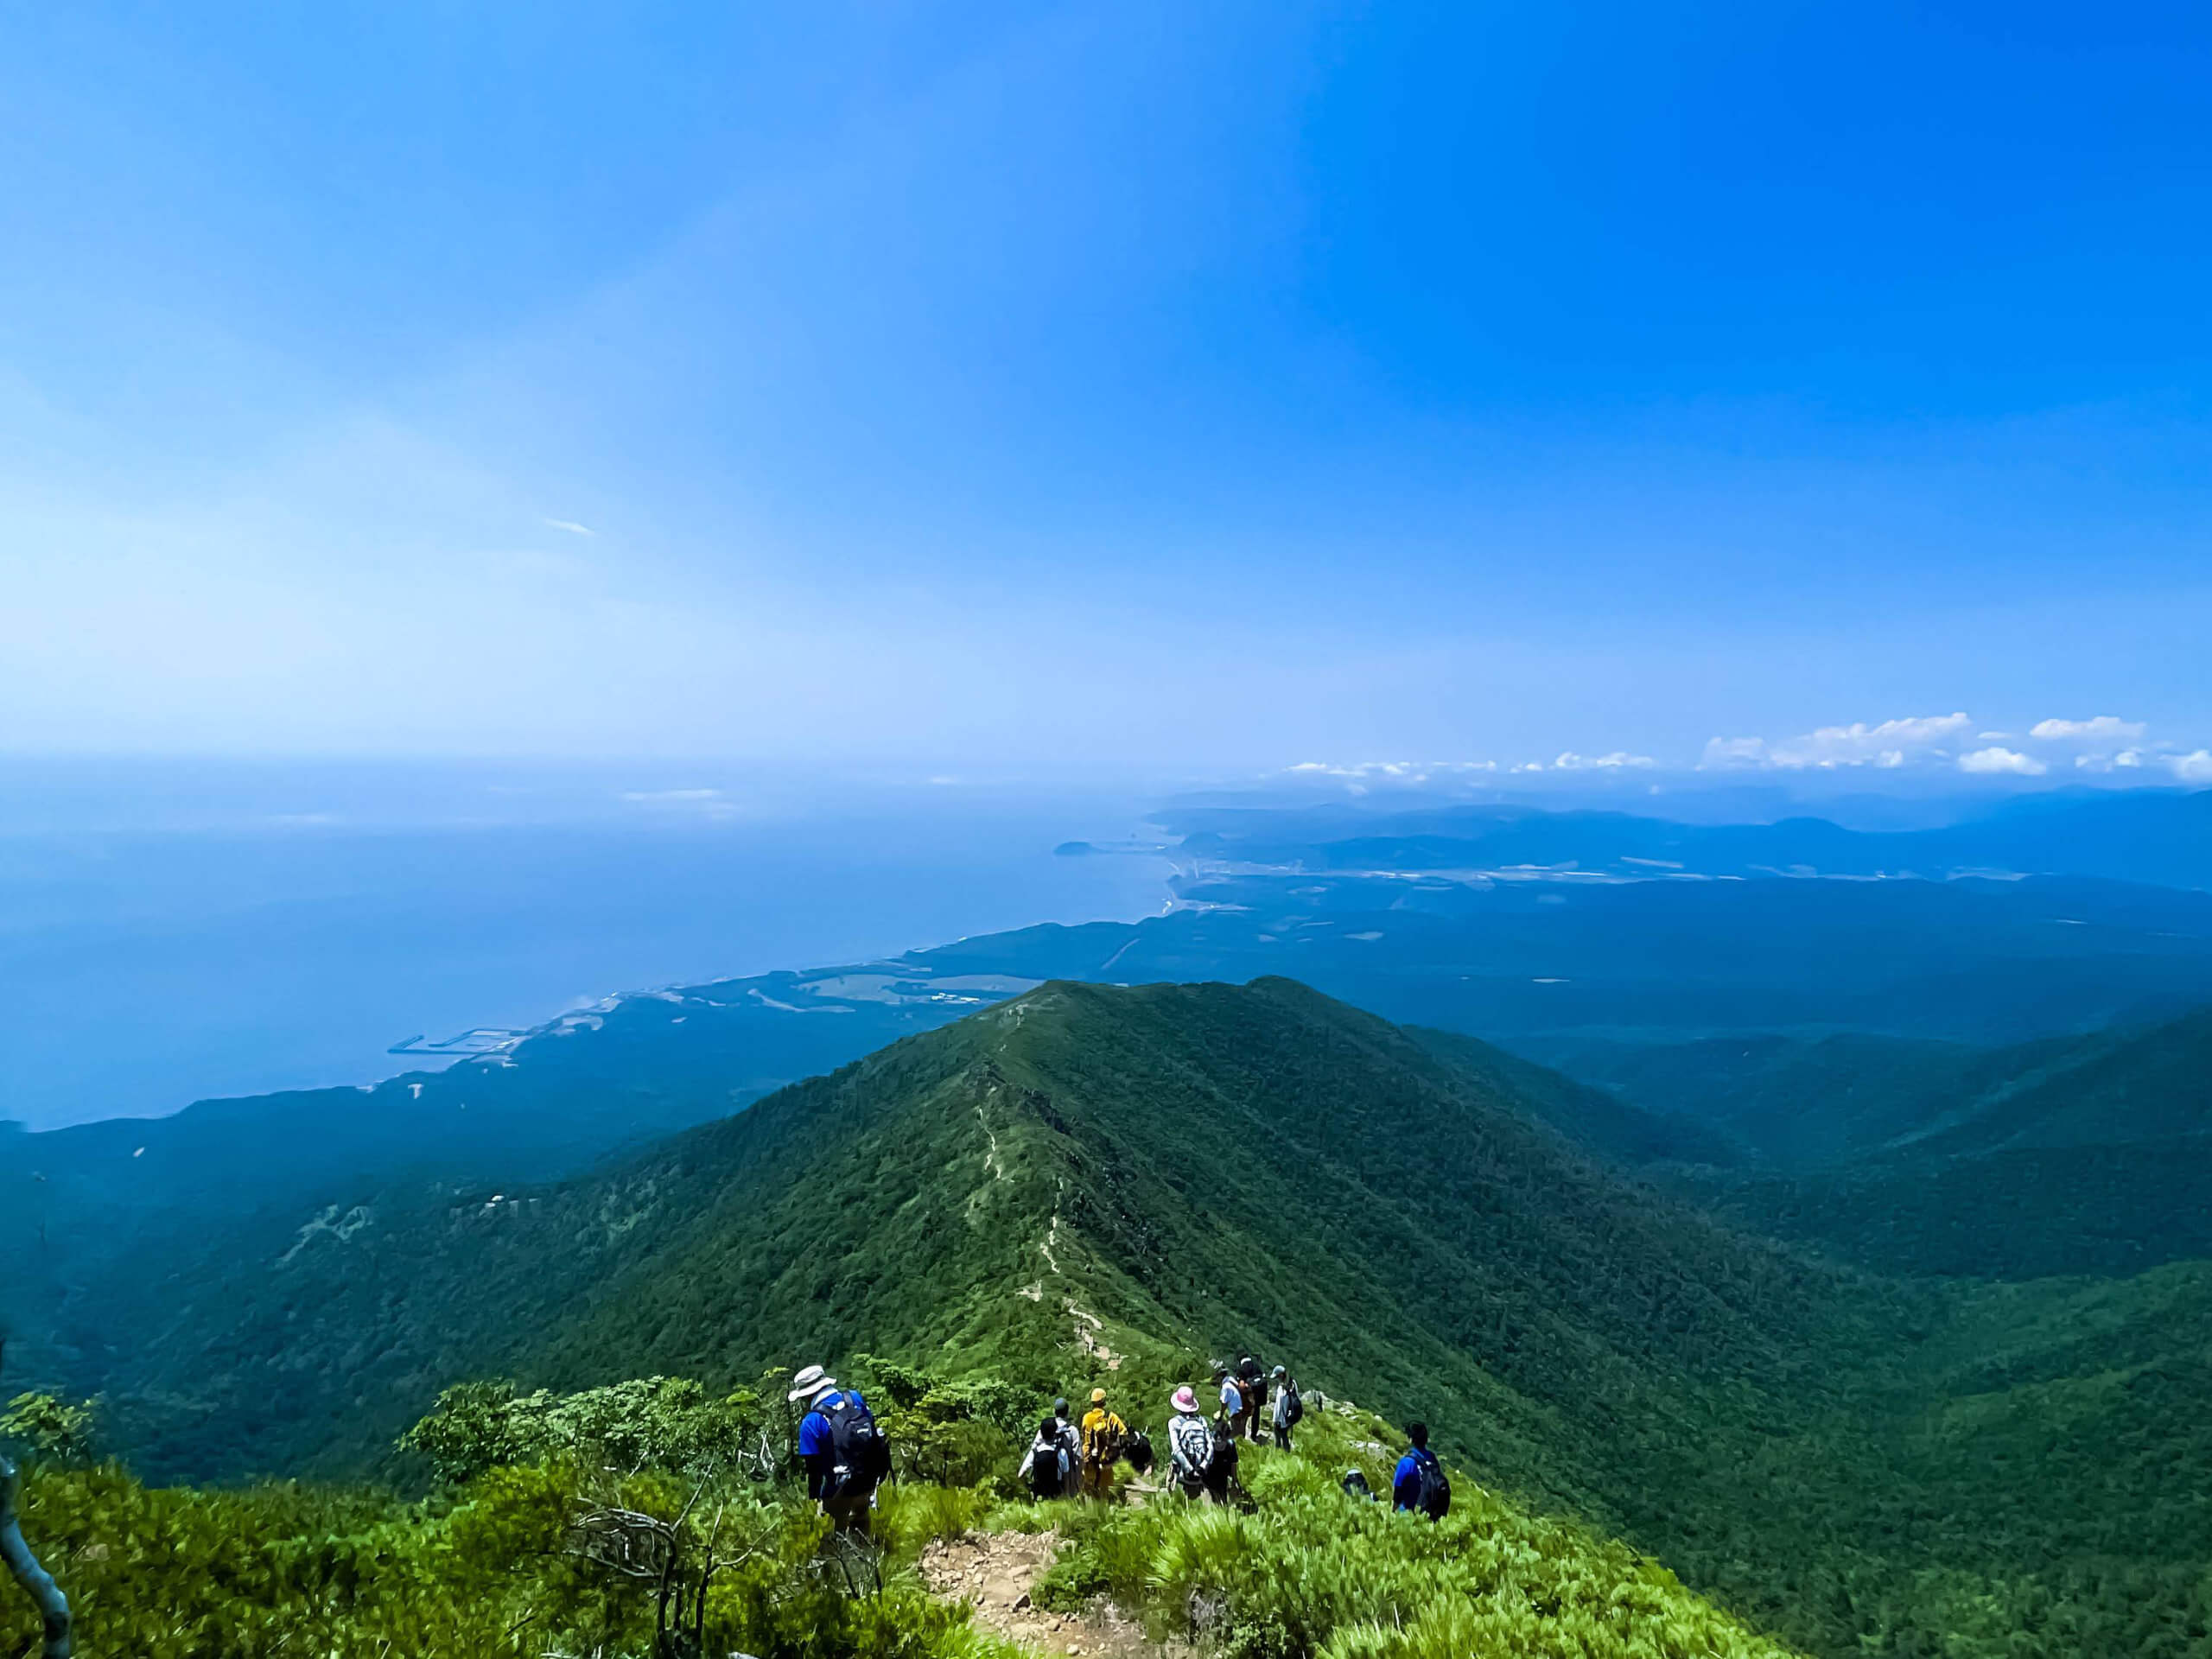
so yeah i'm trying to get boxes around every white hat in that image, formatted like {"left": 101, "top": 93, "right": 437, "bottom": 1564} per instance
{"left": 787, "top": 1364, "right": 838, "bottom": 1402}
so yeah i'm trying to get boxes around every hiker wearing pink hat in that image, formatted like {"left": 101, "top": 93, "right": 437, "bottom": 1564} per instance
{"left": 1166, "top": 1385, "right": 1217, "bottom": 1500}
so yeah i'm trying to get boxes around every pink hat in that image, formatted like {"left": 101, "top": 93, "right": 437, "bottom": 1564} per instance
{"left": 1172, "top": 1386, "right": 1200, "bottom": 1414}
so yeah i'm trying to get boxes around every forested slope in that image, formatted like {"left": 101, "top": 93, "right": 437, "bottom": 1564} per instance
{"left": 30, "top": 978, "right": 2212, "bottom": 1656}
{"left": 1662, "top": 1007, "right": 2212, "bottom": 1277}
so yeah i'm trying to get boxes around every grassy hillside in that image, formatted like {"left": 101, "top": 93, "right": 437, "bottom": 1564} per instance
{"left": 36, "top": 978, "right": 2212, "bottom": 1657}
{"left": 3, "top": 1368, "right": 1806, "bottom": 1659}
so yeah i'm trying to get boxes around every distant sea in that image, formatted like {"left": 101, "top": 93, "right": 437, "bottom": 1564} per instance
{"left": 0, "top": 760, "right": 1174, "bottom": 1129}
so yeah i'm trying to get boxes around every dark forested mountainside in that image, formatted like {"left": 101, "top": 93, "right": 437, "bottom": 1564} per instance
{"left": 1503, "top": 1028, "right": 2031, "bottom": 1168}
{"left": 1882, "top": 1004, "right": 2212, "bottom": 1158}
{"left": 1556, "top": 1007, "right": 2212, "bottom": 1278}
{"left": 1708, "top": 1139, "right": 2212, "bottom": 1278}
{"left": 1406, "top": 1025, "right": 1743, "bottom": 1167}
{"left": 1533, "top": 1007, "right": 2212, "bottom": 1173}
{"left": 36, "top": 976, "right": 2212, "bottom": 1659}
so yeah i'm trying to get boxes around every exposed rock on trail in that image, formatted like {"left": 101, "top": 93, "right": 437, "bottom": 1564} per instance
{"left": 918, "top": 1529, "right": 1180, "bottom": 1658}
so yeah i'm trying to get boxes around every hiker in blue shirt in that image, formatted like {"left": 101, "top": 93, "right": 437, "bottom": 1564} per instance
{"left": 1392, "top": 1421, "right": 1449, "bottom": 1518}
{"left": 791, "top": 1364, "right": 886, "bottom": 1533}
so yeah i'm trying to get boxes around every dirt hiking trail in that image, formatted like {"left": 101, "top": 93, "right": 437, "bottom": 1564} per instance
{"left": 918, "top": 1528, "right": 1189, "bottom": 1658}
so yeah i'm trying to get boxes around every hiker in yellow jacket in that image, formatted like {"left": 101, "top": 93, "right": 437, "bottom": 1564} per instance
{"left": 1078, "top": 1389, "right": 1127, "bottom": 1497}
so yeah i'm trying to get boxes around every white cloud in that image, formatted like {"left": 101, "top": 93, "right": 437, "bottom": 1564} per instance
{"left": 1770, "top": 713, "right": 1972, "bottom": 768}
{"left": 2075, "top": 749, "right": 2146, "bottom": 772}
{"left": 1705, "top": 713, "right": 1974, "bottom": 771}
{"left": 543, "top": 518, "right": 596, "bottom": 537}
{"left": 1698, "top": 736, "right": 1769, "bottom": 769}
{"left": 1554, "top": 751, "right": 1656, "bottom": 771}
{"left": 1281, "top": 760, "right": 1498, "bottom": 782}
{"left": 618, "top": 788, "right": 733, "bottom": 813}
{"left": 2029, "top": 715, "right": 2146, "bottom": 743}
{"left": 1959, "top": 746, "right": 2048, "bottom": 776}
{"left": 2170, "top": 751, "right": 2212, "bottom": 784}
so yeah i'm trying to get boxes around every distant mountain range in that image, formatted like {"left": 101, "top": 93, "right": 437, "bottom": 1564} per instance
{"left": 1155, "top": 785, "right": 2212, "bottom": 887}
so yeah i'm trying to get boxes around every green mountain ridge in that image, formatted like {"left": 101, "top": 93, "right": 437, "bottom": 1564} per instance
{"left": 48, "top": 976, "right": 2212, "bottom": 1657}
{"left": 15, "top": 863, "right": 2212, "bottom": 1414}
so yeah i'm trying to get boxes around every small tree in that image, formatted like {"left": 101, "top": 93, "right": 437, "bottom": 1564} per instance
{"left": 0, "top": 1395, "right": 98, "bottom": 1468}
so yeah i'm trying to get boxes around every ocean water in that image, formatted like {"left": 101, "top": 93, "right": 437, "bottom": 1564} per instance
{"left": 0, "top": 760, "right": 1173, "bottom": 1128}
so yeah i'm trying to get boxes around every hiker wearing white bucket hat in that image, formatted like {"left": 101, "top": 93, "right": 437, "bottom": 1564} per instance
{"left": 791, "top": 1364, "right": 887, "bottom": 1535}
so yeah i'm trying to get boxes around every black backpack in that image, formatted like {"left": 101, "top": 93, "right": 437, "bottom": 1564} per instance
{"left": 1281, "top": 1382, "right": 1304, "bottom": 1427}
{"left": 1206, "top": 1422, "right": 1240, "bottom": 1483}
{"left": 1410, "top": 1450, "right": 1450, "bottom": 1520}
{"left": 821, "top": 1394, "right": 890, "bottom": 1500}
{"left": 1027, "top": 1431, "right": 1065, "bottom": 1500}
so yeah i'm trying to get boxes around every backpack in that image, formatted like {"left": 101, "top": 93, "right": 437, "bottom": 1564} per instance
{"left": 1027, "top": 1435, "right": 1066, "bottom": 1500}
{"left": 1205, "top": 1422, "right": 1240, "bottom": 1484}
{"left": 820, "top": 1394, "right": 890, "bottom": 1500}
{"left": 1084, "top": 1412, "right": 1124, "bottom": 1465}
{"left": 1168, "top": 1414, "right": 1213, "bottom": 1489}
{"left": 1124, "top": 1429, "right": 1155, "bottom": 1476}
{"left": 1410, "top": 1450, "right": 1450, "bottom": 1520}
{"left": 1281, "top": 1382, "right": 1304, "bottom": 1427}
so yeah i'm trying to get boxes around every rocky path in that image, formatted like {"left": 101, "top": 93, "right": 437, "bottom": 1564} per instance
{"left": 918, "top": 1528, "right": 1182, "bottom": 1658}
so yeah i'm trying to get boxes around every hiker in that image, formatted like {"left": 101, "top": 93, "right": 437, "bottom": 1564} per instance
{"left": 1206, "top": 1391, "right": 1241, "bottom": 1504}
{"left": 1050, "top": 1397, "right": 1084, "bottom": 1497}
{"left": 1079, "top": 1388, "right": 1127, "bottom": 1497}
{"left": 1019, "top": 1414, "right": 1073, "bottom": 1502}
{"left": 1214, "top": 1363, "right": 1245, "bottom": 1440}
{"left": 1270, "top": 1365, "right": 1303, "bottom": 1450}
{"left": 791, "top": 1364, "right": 889, "bottom": 1534}
{"left": 1342, "top": 1467, "right": 1376, "bottom": 1501}
{"left": 1205, "top": 1422, "right": 1239, "bottom": 1503}
{"left": 1238, "top": 1356, "right": 1267, "bottom": 1442}
{"left": 1392, "top": 1421, "right": 1451, "bottom": 1520}
{"left": 1166, "top": 1386, "right": 1216, "bottom": 1501}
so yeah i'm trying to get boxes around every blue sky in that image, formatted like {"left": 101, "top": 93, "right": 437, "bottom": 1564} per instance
{"left": 3, "top": 1, "right": 2208, "bottom": 779}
